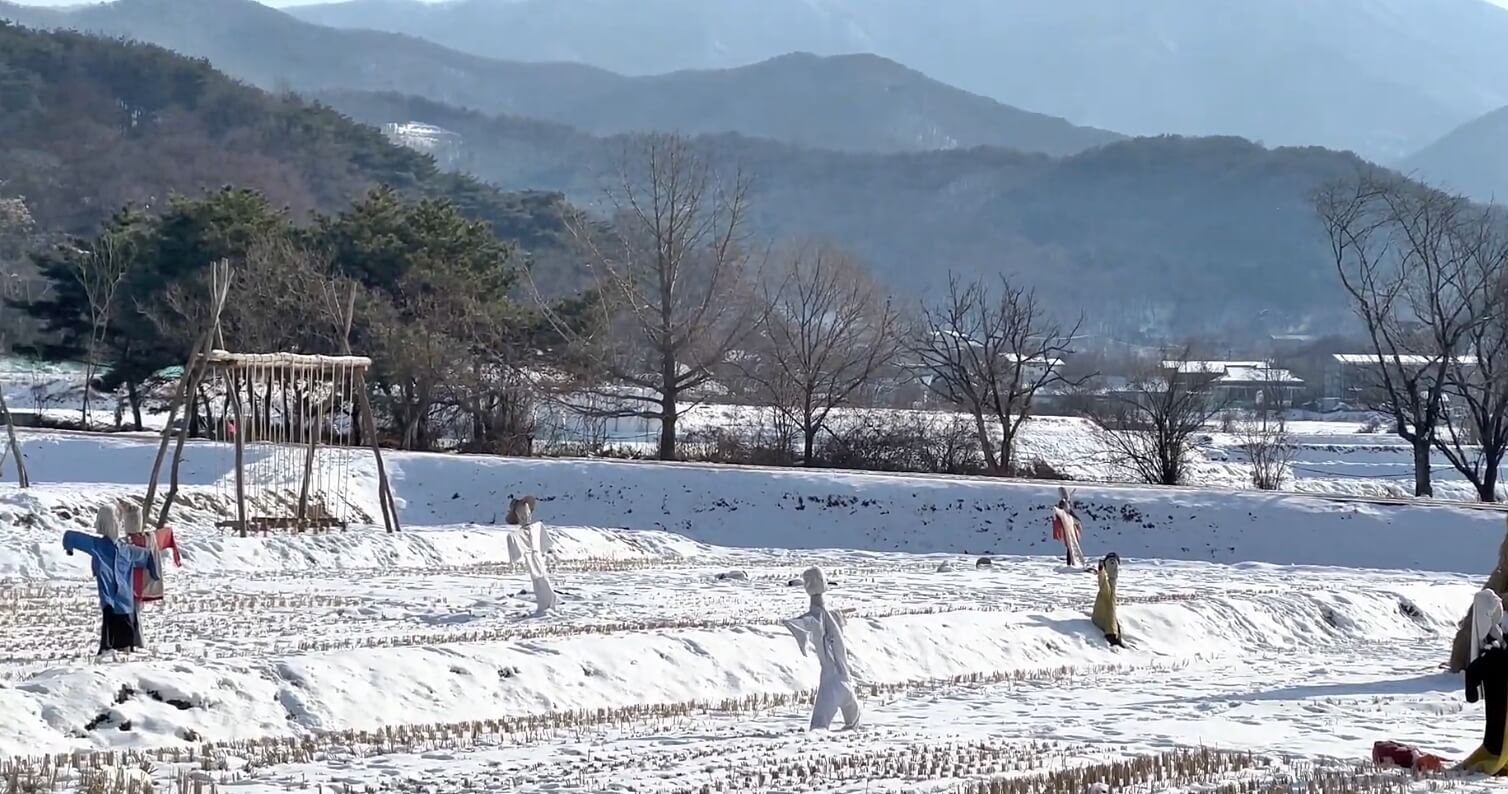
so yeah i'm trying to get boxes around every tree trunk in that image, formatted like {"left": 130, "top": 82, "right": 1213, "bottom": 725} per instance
{"left": 802, "top": 426, "right": 817, "bottom": 467}
{"left": 1160, "top": 441, "right": 1179, "bottom": 486}
{"left": 998, "top": 422, "right": 1015, "bottom": 477}
{"left": 127, "top": 380, "right": 143, "bottom": 431}
{"left": 1412, "top": 438, "right": 1434, "bottom": 498}
{"left": 81, "top": 361, "right": 94, "bottom": 428}
{"left": 658, "top": 389, "right": 678, "bottom": 461}
{"left": 1480, "top": 458, "right": 1501, "bottom": 503}
{"left": 971, "top": 411, "right": 999, "bottom": 474}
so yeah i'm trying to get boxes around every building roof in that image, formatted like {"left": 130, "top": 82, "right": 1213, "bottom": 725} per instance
{"left": 1332, "top": 353, "right": 1477, "bottom": 366}
{"left": 1160, "top": 360, "right": 1303, "bottom": 385}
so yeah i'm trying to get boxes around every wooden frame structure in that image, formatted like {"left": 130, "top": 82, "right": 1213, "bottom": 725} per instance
{"left": 142, "top": 261, "right": 400, "bottom": 536}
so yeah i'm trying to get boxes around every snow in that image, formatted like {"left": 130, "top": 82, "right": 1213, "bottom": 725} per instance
{"left": 0, "top": 428, "right": 1502, "bottom": 791}
{"left": 3, "top": 399, "right": 1508, "bottom": 790}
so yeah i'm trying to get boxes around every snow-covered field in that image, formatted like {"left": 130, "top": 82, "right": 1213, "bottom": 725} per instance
{"left": 0, "top": 429, "right": 1505, "bottom": 791}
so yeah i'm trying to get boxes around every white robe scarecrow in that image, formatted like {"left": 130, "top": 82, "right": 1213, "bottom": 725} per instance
{"left": 507, "top": 520, "right": 558, "bottom": 614}
{"left": 783, "top": 566, "right": 861, "bottom": 731}
{"left": 1472, "top": 589, "right": 1506, "bottom": 667}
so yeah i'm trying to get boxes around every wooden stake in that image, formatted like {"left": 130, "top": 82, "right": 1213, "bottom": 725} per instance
{"left": 144, "top": 334, "right": 211, "bottom": 519}
{"left": 0, "top": 387, "right": 28, "bottom": 488}
{"left": 355, "top": 372, "right": 399, "bottom": 533}
{"left": 336, "top": 283, "right": 400, "bottom": 533}
{"left": 144, "top": 260, "right": 233, "bottom": 522}
{"left": 296, "top": 392, "right": 318, "bottom": 526}
{"left": 229, "top": 369, "right": 248, "bottom": 538}
{"left": 154, "top": 386, "right": 200, "bottom": 530}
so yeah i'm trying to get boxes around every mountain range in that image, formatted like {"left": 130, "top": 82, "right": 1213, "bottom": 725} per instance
{"left": 325, "top": 89, "right": 1369, "bottom": 338}
{"left": 288, "top": 0, "right": 1508, "bottom": 160}
{"left": 0, "top": 22, "right": 576, "bottom": 289}
{"left": 2, "top": 0, "right": 1503, "bottom": 338}
{"left": 1405, "top": 105, "right": 1508, "bottom": 205}
{"left": 0, "top": 0, "right": 1119, "bottom": 157}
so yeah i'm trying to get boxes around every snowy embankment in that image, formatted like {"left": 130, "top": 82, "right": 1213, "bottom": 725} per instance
{"left": 5, "top": 428, "right": 1504, "bottom": 572}
{"left": 383, "top": 453, "right": 1505, "bottom": 573}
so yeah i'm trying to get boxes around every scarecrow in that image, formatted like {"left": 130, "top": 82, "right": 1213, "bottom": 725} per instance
{"left": 783, "top": 566, "right": 861, "bottom": 731}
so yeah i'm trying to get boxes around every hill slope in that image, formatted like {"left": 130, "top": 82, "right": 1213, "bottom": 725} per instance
{"left": 328, "top": 90, "right": 1370, "bottom": 338}
{"left": 1404, "top": 105, "right": 1508, "bottom": 205}
{"left": 292, "top": 0, "right": 1508, "bottom": 159}
{"left": 0, "top": 22, "right": 572, "bottom": 271}
{"left": 0, "top": 0, "right": 1119, "bottom": 156}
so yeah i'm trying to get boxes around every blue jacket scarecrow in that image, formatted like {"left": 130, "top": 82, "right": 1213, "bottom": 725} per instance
{"left": 63, "top": 529, "right": 158, "bottom": 654}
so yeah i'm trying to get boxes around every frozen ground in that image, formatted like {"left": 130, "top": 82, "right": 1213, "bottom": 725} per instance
{"left": 0, "top": 520, "right": 1496, "bottom": 792}
{"left": 0, "top": 430, "right": 1505, "bottom": 791}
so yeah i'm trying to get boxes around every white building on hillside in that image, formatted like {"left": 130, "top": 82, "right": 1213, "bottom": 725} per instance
{"left": 1161, "top": 360, "right": 1305, "bottom": 408}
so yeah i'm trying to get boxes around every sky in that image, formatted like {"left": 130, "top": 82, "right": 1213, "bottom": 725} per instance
{"left": 9, "top": 0, "right": 1508, "bottom": 8}
{"left": 10, "top": 0, "right": 1508, "bottom": 6}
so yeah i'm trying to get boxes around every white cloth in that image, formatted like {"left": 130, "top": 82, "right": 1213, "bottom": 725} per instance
{"left": 784, "top": 566, "right": 860, "bottom": 730}
{"left": 94, "top": 504, "right": 119, "bottom": 540}
{"left": 1054, "top": 506, "right": 1085, "bottom": 566}
{"left": 507, "top": 522, "right": 557, "bottom": 613}
{"left": 1470, "top": 588, "right": 1504, "bottom": 665}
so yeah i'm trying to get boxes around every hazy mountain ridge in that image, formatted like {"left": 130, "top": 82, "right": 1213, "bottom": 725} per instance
{"left": 290, "top": 0, "right": 1508, "bottom": 159}
{"left": 0, "top": 0, "right": 1120, "bottom": 157}
{"left": 0, "top": 22, "right": 576, "bottom": 284}
{"left": 323, "top": 89, "right": 1371, "bottom": 338}
{"left": 1404, "top": 105, "right": 1508, "bottom": 205}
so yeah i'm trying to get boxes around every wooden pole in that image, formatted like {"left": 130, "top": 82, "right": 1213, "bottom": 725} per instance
{"left": 229, "top": 369, "right": 248, "bottom": 538}
{"left": 355, "top": 372, "right": 399, "bottom": 533}
{"left": 335, "top": 284, "right": 400, "bottom": 533}
{"left": 296, "top": 417, "right": 317, "bottom": 527}
{"left": 155, "top": 387, "right": 199, "bottom": 530}
{"left": 144, "top": 260, "right": 232, "bottom": 521}
{"left": 144, "top": 334, "right": 212, "bottom": 519}
{"left": 0, "top": 388, "right": 29, "bottom": 488}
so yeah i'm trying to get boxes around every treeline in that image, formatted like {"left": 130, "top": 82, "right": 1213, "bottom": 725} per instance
{"left": 0, "top": 22, "right": 579, "bottom": 332}
{"left": 1318, "top": 169, "right": 1508, "bottom": 502}
{"left": 8, "top": 131, "right": 1104, "bottom": 479}
{"left": 16, "top": 185, "right": 590, "bottom": 454}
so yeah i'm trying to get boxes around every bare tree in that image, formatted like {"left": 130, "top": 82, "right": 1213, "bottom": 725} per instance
{"left": 1433, "top": 208, "right": 1508, "bottom": 501}
{"left": 740, "top": 242, "right": 901, "bottom": 465}
{"left": 72, "top": 232, "right": 134, "bottom": 427}
{"left": 912, "top": 274, "right": 1082, "bottom": 476}
{"left": 550, "top": 133, "right": 758, "bottom": 460}
{"left": 1315, "top": 171, "right": 1485, "bottom": 497}
{"left": 1091, "top": 351, "right": 1227, "bottom": 486}
{"left": 1238, "top": 366, "right": 1298, "bottom": 490}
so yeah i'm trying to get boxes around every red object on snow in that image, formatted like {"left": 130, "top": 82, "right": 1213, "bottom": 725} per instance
{"left": 128, "top": 526, "right": 182, "bottom": 603}
{"left": 1372, "top": 740, "right": 1447, "bottom": 772}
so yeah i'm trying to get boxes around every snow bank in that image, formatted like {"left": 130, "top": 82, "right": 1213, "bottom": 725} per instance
{"left": 386, "top": 455, "right": 1503, "bottom": 573}
{"left": 4, "top": 429, "right": 1502, "bottom": 573}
